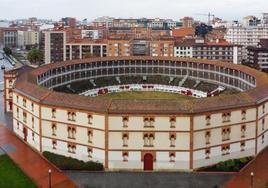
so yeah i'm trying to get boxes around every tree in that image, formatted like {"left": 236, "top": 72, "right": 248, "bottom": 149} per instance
{"left": 3, "top": 47, "right": 12, "bottom": 56}
{"left": 27, "top": 48, "right": 43, "bottom": 66}
{"left": 195, "top": 23, "right": 213, "bottom": 38}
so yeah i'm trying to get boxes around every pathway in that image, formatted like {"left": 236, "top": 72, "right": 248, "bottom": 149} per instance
{"left": 0, "top": 125, "right": 78, "bottom": 188}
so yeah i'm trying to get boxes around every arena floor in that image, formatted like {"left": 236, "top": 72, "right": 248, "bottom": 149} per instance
{"left": 96, "top": 91, "right": 194, "bottom": 100}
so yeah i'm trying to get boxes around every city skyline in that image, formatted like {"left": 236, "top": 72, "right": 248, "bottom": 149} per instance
{"left": 0, "top": 0, "right": 267, "bottom": 21}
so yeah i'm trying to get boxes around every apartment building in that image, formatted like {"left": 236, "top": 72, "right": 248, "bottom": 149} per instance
{"left": 150, "top": 37, "right": 174, "bottom": 57}
{"left": 247, "top": 39, "right": 268, "bottom": 71}
{"left": 174, "top": 39, "right": 242, "bottom": 64}
{"left": 0, "top": 28, "right": 18, "bottom": 48}
{"left": 225, "top": 25, "right": 268, "bottom": 59}
{"left": 66, "top": 39, "right": 107, "bottom": 60}
{"left": 180, "top": 17, "right": 194, "bottom": 28}
{"left": 107, "top": 37, "right": 132, "bottom": 56}
{"left": 41, "top": 30, "right": 66, "bottom": 64}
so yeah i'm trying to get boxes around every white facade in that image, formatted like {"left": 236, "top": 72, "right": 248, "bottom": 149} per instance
{"left": 174, "top": 46, "right": 193, "bottom": 58}
{"left": 11, "top": 89, "right": 268, "bottom": 171}
{"left": 225, "top": 26, "right": 268, "bottom": 59}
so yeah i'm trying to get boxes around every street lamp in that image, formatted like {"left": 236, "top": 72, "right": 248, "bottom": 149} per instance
{"left": 250, "top": 172, "right": 254, "bottom": 188}
{"left": 48, "top": 169, "right": 52, "bottom": 188}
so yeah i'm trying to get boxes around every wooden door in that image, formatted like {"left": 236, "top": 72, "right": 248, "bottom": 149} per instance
{"left": 144, "top": 153, "right": 153, "bottom": 171}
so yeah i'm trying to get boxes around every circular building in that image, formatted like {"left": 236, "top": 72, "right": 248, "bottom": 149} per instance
{"left": 8, "top": 56, "right": 268, "bottom": 171}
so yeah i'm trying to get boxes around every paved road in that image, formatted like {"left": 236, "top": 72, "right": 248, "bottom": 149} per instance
{"left": 0, "top": 52, "right": 13, "bottom": 130}
{"left": 0, "top": 52, "right": 13, "bottom": 91}
{"left": 65, "top": 171, "right": 232, "bottom": 188}
{"left": 0, "top": 125, "right": 78, "bottom": 188}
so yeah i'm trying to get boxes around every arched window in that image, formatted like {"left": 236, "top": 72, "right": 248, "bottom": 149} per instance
{"left": 122, "top": 133, "right": 129, "bottom": 147}
{"left": 143, "top": 134, "right": 149, "bottom": 146}
{"left": 149, "top": 134, "right": 154, "bottom": 146}
{"left": 169, "top": 152, "right": 175, "bottom": 162}
{"left": 122, "top": 152, "right": 128, "bottom": 162}
{"left": 144, "top": 118, "right": 150, "bottom": 127}
{"left": 205, "top": 115, "right": 211, "bottom": 126}
{"left": 67, "top": 127, "right": 72, "bottom": 138}
{"left": 88, "top": 130, "right": 93, "bottom": 143}
{"left": 170, "top": 117, "right": 176, "bottom": 128}
{"left": 122, "top": 117, "right": 129, "bottom": 128}
{"left": 88, "top": 114, "right": 93, "bottom": 124}
{"left": 205, "top": 148, "right": 210, "bottom": 159}
{"left": 170, "top": 134, "right": 176, "bottom": 147}
{"left": 88, "top": 148, "right": 93, "bottom": 158}
{"left": 205, "top": 131, "right": 211, "bottom": 144}
{"left": 52, "top": 140, "right": 57, "bottom": 149}
{"left": 241, "top": 125, "right": 246, "bottom": 138}
{"left": 52, "top": 123, "right": 57, "bottom": 136}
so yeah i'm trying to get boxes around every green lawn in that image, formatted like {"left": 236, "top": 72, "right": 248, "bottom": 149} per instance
{"left": 0, "top": 155, "right": 37, "bottom": 188}
{"left": 96, "top": 91, "right": 194, "bottom": 100}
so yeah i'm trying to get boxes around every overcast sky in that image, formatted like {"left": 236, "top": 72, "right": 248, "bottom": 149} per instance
{"left": 0, "top": 0, "right": 267, "bottom": 21}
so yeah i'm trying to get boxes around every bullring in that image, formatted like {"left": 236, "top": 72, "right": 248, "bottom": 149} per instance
{"left": 5, "top": 56, "right": 268, "bottom": 171}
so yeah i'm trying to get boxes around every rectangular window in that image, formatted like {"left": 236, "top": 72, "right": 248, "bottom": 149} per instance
{"left": 23, "top": 112, "right": 27, "bottom": 123}
{"left": 23, "top": 99, "right": 26, "bottom": 107}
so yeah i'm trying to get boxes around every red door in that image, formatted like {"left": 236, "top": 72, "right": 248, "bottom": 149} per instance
{"left": 144, "top": 153, "right": 153, "bottom": 171}
{"left": 23, "top": 127, "right": 27, "bottom": 142}
{"left": 9, "top": 102, "right": 12, "bottom": 111}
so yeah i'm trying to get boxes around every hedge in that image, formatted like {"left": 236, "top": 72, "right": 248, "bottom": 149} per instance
{"left": 200, "top": 156, "right": 253, "bottom": 172}
{"left": 43, "top": 151, "right": 104, "bottom": 171}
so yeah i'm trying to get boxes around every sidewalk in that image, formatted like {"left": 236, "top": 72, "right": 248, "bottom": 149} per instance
{"left": 0, "top": 125, "right": 78, "bottom": 188}
{"left": 224, "top": 146, "right": 268, "bottom": 188}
